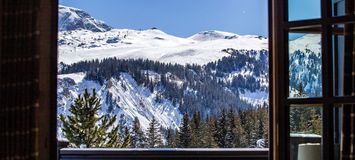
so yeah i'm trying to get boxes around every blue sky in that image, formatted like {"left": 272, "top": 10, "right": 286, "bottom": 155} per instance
{"left": 59, "top": 0, "right": 268, "bottom": 37}
{"left": 288, "top": 0, "right": 320, "bottom": 21}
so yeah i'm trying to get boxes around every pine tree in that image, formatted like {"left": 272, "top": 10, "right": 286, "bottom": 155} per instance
{"left": 117, "top": 114, "right": 131, "bottom": 147}
{"left": 296, "top": 82, "right": 306, "bottom": 97}
{"left": 290, "top": 82, "right": 307, "bottom": 133}
{"left": 225, "top": 106, "right": 236, "bottom": 148}
{"left": 239, "top": 108, "right": 257, "bottom": 147}
{"left": 234, "top": 114, "right": 246, "bottom": 147}
{"left": 290, "top": 107, "right": 301, "bottom": 132}
{"left": 310, "top": 107, "right": 321, "bottom": 135}
{"left": 214, "top": 108, "right": 227, "bottom": 148}
{"left": 165, "top": 128, "right": 176, "bottom": 148}
{"left": 146, "top": 117, "right": 163, "bottom": 148}
{"left": 130, "top": 117, "right": 146, "bottom": 148}
{"left": 105, "top": 121, "right": 131, "bottom": 148}
{"left": 260, "top": 103, "right": 269, "bottom": 146}
{"left": 255, "top": 105, "right": 268, "bottom": 148}
{"left": 190, "top": 111, "right": 203, "bottom": 147}
{"left": 202, "top": 115, "right": 218, "bottom": 148}
{"left": 60, "top": 89, "right": 122, "bottom": 148}
{"left": 122, "top": 126, "right": 132, "bottom": 147}
{"left": 178, "top": 112, "right": 191, "bottom": 148}
{"left": 256, "top": 106, "right": 265, "bottom": 140}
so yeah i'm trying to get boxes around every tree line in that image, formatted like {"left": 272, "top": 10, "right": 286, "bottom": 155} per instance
{"left": 61, "top": 89, "right": 269, "bottom": 148}
{"left": 59, "top": 49, "right": 269, "bottom": 118}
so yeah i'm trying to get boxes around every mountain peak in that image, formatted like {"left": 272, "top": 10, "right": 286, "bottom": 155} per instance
{"left": 188, "top": 30, "right": 240, "bottom": 41}
{"left": 59, "top": 5, "right": 112, "bottom": 32}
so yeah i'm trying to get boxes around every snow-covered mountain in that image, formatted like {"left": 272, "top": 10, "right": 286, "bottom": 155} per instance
{"left": 59, "top": 5, "right": 112, "bottom": 32}
{"left": 289, "top": 34, "right": 321, "bottom": 54}
{"left": 58, "top": 28, "right": 267, "bottom": 65}
{"left": 57, "top": 5, "right": 271, "bottom": 139}
{"left": 57, "top": 72, "right": 182, "bottom": 139}
{"left": 57, "top": 49, "right": 270, "bottom": 134}
{"left": 58, "top": 5, "right": 267, "bottom": 66}
{"left": 289, "top": 34, "right": 322, "bottom": 97}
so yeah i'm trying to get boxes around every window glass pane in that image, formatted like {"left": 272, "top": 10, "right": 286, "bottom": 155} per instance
{"left": 289, "top": 33, "right": 322, "bottom": 98}
{"left": 332, "top": 0, "right": 346, "bottom": 16}
{"left": 333, "top": 23, "right": 355, "bottom": 96}
{"left": 333, "top": 105, "right": 342, "bottom": 160}
{"left": 290, "top": 105, "right": 322, "bottom": 160}
{"left": 288, "top": 0, "right": 321, "bottom": 21}
{"left": 332, "top": 0, "right": 354, "bottom": 17}
{"left": 333, "top": 104, "right": 355, "bottom": 160}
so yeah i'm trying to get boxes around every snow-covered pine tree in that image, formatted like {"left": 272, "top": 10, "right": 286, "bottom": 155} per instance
{"left": 146, "top": 117, "right": 163, "bottom": 148}
{"left": 178, "top": 112, "right": 191, "bottom": 148}
{"left": 130, "top": 117, "right": 146, "bottom": 148}
{"left": 118, "top": 114, "right": 126, "bottom": 140}
{"left": 60, "top": 89, "right": 120, "bottom": 148}
{"left": 116, "top": 114, "right": 132, "bottom": 147}
{"left": 225, "top": 106, "right": 236, "bottom": 148}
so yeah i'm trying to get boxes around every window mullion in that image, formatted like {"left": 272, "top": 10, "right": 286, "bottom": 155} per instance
{"left": 321, "top": 0, "right": 334, "bottom": 159}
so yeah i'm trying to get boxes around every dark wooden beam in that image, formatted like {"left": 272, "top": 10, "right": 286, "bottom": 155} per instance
{"left": 270, "top": 0, "right": 288, "bottom": 159}
{"left": 37, "top": 0, "right": 58, "bottom": 159}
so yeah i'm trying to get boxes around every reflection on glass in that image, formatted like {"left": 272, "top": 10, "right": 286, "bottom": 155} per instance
{"left": 333, "top": 23, "right": 355, "bottom": 96}
{"left": 332, "top": 0, "right": 346, "bottom": 16}
{"left": 289, "top": 106, "right": 322, "bottom": 160}
{"left": 334, "top": 104, "right": 355, "bottom": 160}
{"left": 332, "top": 0, "right": 355, "bottom": 17}
{"left": 288, "top": 0, "right": 320, "bottom": 21}
{"left": 333, "top": 106, "right": 343, "bottom": 160}
{"left": 289, "top": 33, "right": 322, "bottom": 98}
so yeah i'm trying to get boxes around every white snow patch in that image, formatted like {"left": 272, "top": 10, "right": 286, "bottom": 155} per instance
{"left": 58, "top": 29, "right": 268, "bottom": 65}
{"left": 239, "top": 90, "right": 268, "bottom": 106}
{"left": 57, "top": 72, "right": 86, "bottom": 84}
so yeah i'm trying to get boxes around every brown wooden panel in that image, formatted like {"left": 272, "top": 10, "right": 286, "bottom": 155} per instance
{"left": 0, "top": 0, "right": 57, "bottom": 159}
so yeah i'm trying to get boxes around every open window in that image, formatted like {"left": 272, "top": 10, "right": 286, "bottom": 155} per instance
{"left": 3, "top": 0, "right": 355, "bottom": 159}
{"left": 56, "top": 0, "right": 270, "bottom": 159}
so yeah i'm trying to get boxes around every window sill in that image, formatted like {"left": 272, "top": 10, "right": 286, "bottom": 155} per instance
{"left": 59, "top": 148, "right": 269, "bottom": 160}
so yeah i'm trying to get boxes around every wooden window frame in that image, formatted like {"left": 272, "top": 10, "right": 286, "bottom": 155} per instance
{"left": 39, "top": 0, "right": 58, "bottom": 159}
{"left": 49, "top": 0, "right": 274, "bottom": 159}
{"left": 270, "top": 0, "right": 355, "bottom": 160}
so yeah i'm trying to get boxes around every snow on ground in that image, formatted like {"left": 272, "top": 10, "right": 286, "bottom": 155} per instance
{"left": 239, "top": 90, "right": 268, "bottom": 106}
{"left": 57, "top": 5, "right": 272, "bottom": 141}
{"left": 290, "top": 133, "right": 322, "bottom": 138}
{"left": 58, "top": 5, "right": 111, "bottom": 32}
{"left": 58, "top": 29, "right": 268, "bottom": 65}
{"left": 289, "top": 34, "right": 321, "bottom": 54}
{"left": 57, "top": 72, "right": 85, "bottom": 83}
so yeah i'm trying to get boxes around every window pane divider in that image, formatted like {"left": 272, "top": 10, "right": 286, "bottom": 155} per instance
{"left": 286, "top": 15, "right": 355, "bottom": 29}
{"left": 287, "top": 96, "right": 355, "bottom": 105}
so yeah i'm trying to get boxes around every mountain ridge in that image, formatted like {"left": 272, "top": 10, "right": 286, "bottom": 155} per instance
{"left": 58, "top": 5, "right": 268, "bottom": 66}
{"left": 59, "top": 5, "right": 112, "bottom": 32}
